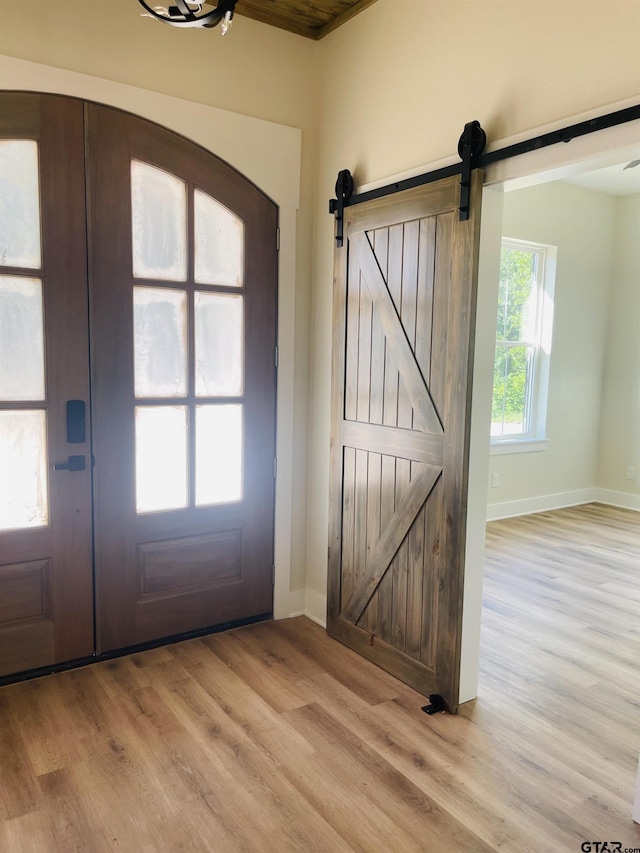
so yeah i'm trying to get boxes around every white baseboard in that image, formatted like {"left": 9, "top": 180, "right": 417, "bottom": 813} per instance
{"left": 487, "top": 488, "right": 597, "bottom": 521}
{"left": 287, "top": 589, "right": 306, "bottom": 618}
{"left": 303, "top": 590, "right": 327, "bottom": 627}
{"left": 487, "top": 487, "right": 640, "bottom": 520}
{"left": 282, "top": 588, "right": 327, "bottom": 628}
{"left": 595, "top": 488, "right": 640, "bottom": 513}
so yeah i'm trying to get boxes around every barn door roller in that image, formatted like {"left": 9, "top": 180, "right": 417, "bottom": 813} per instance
{"left": 329, "top": 119, "right": 486, "bottom": 246}
{"left": 328, "top": 169, "right": 354, "bottom": 249}
{"left": 457, "top": 120, "right": 487, "bottom": 221}
{"left": 330, "top": 104, "right": 640, "bottom": 247}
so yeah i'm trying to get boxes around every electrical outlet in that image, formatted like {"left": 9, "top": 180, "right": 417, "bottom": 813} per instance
{"left": 491, "top": 473, "right": 500, "bottom": 488}
{"left": 626, "top": 466, "right": 635, "bottom": 480}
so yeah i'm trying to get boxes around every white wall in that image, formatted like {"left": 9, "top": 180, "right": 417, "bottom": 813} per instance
{"left": 598, "top": 193, "right": 640, "bottom": 508}
{"left": 485, "top": 187, "right": 640, "bottom": 518}
{"left": 486, "top": 182, "right": 616, "bottom": 517}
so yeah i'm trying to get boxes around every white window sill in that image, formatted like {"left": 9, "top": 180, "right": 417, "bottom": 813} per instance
{"left": 490, "top": 439, "right": 549, "bottom": 456}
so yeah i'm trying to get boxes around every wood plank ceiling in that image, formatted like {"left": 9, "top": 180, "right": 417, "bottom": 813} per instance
{"left": 235, "top": 0, "right": 379, "bottom": 40}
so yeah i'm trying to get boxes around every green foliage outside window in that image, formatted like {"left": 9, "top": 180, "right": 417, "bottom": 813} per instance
{"left": 491, "top": 246, "right": 540, "bottom": 436}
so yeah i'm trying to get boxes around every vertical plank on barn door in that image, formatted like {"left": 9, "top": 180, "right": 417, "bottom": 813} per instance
{"left": 327, "top": 173, "right": 482, "bottom": 711}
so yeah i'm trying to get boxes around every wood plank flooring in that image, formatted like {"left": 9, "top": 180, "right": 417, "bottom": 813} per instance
{"left": 1, "top": 502, "right": 639, "bottom": 851}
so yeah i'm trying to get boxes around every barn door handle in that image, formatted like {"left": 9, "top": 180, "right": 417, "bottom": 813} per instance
{"left": 53, "top": 455, "right": 86, "bottom": 472}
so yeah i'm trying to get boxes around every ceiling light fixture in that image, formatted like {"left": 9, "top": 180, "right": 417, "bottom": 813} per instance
{"left": 138, "top": 0, "right": 237, "bottom": 30}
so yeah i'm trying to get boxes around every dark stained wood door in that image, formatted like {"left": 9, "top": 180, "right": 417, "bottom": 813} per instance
{"left": 86, "top": 105, "right": 278, "bottom": 651}
{"left": 327, "top": 173, "right": 482, "bottom": 710}
{"left": 0, "top": 94, "right": 94, "bottom": 676}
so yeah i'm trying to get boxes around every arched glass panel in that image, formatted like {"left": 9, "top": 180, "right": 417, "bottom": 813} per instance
{"left": 194, "top": 190, "right": 244, "bottom": 287}
{"left": 0, "top": 140, "right": 41, "bottom": 269}
{"left": 131, "top": 161, "right": 187, "bottom": 281}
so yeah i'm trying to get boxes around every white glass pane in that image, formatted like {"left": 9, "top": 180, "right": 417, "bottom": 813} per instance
{"left": 0, "top": 276, "right": 45, "bottom": 401}
{"left": 0, "top": 141, "right": 41, "bottom": 269}
{"left": 195, "top": 292, "right": 243, "bottom": 397}
{"left": 135, "top": 406, "right": 188, "bottom": 513}
{"left": 134, "top": 287, "right": 187, "bottom": 398}
{"left": 0, "top": 410, "right": 48, "bottom": 530}
{"left": 131, "top": 161, "right": 187, "bottom": 281}
{"left": 196, "top": 405, "right": 243, "bottom": 506}
{"left": 194, "top": 190, "right": 244, "bottom": 287}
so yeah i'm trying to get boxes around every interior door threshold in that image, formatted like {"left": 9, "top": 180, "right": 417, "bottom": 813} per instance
{"left": 0, "top": 612, "right": 272, "bottom": 689}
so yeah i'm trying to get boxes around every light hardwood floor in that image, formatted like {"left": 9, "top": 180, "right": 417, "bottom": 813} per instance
{"left": 1, "top": 502, "right": 639, "bottom": 851}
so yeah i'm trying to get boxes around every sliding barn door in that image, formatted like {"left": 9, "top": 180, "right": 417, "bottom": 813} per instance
{"left": 328, "top": 173, "right": 482, "bottom": 710}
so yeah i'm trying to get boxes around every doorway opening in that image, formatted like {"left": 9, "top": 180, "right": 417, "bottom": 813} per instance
{"left": 470, "top": 137, "right": 640, "bottom": 827}
{"left": 460, "top": 107, "right": 640, "bottom": 707}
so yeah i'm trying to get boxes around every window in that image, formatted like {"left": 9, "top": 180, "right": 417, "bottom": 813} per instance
{"left": 490, "top": 238, "right": 555, "bottom": 452}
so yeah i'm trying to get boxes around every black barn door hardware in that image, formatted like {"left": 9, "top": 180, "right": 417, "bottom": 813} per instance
{"left": 458, "top": 120, "right": 487, "bottom": 221}
{"left": 329, "top": 104, "right": 640, "bottom": 246}
{"left": 328, "top": 169, "right": 354, "bottom": 248}
{"left": 422, "top": 694, "right": 447, "bottom": 715}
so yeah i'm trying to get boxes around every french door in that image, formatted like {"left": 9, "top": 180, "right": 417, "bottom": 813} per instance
{"left": 0, "top": 94, "right": 277, "bottom": 676}
{"left": 327, "top": 175, "right": 482, "bottom": 711}
{"left": 87, "top": 104, "right": 277, "bottom": 652}
{"left": 0, "top": 95, "right": 93, "bottom": 675}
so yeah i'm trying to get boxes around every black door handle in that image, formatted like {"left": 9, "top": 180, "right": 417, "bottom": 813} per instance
{"left": 54, "top": 455, "right": 86, "bottom": 472}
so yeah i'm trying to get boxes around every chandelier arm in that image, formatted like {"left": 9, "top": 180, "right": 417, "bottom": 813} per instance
{"left": 136, "top": 0, "right": 236, "bottom": 28}
{"left": 172, "top": 0, "right": 199, "bottom": 21}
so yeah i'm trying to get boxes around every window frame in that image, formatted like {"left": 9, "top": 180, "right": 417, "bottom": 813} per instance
{"left": 490, "top": 237, "right": 556, "bottom": 454}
